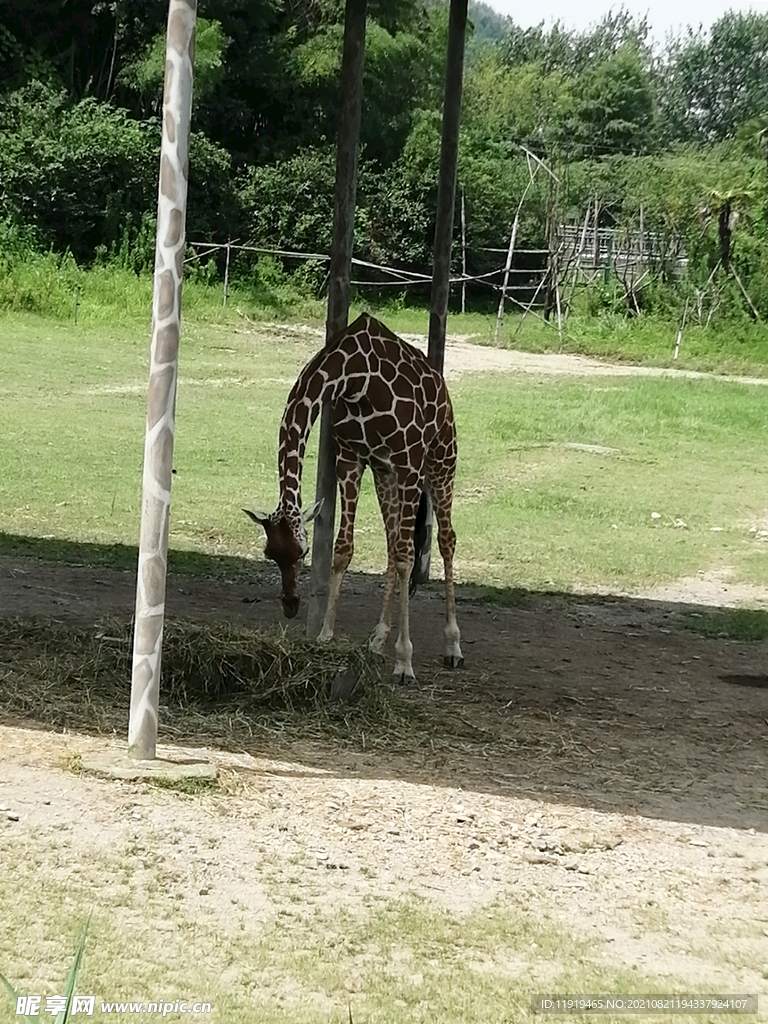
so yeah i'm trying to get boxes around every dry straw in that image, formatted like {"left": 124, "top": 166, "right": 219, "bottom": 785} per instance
{"left": 0, "top": 617, "right": 416, "bottom": 746}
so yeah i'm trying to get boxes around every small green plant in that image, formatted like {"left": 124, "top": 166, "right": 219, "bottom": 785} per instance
{"left": 146, "top": 775, "right": 219, "bottom": 796}
{"left": 1, "top": 917, "right": 90, "bottom": 1022}
{"left": 681, "top": 608, "right": 768, "bottom": 641}
{"left": 61, "top": 751, "right": 84, "bottom": 775}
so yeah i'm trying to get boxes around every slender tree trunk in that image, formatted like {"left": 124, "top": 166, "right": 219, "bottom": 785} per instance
{"left": 718, "top": 198, "right": 732, "bottom": 270}
{"left": 305, "top": 0, "right": 367, "bottom": 640}
{"left": 416, "top": 0, "right": 467, "bottom": 586}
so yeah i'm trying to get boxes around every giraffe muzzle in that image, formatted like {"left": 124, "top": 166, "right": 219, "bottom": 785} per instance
{"left": 282, "top": 595, "right": 300, "bottom": 619}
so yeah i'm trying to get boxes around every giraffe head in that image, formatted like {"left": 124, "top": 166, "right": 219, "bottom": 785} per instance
{"left": 243, "top": 502, "right": 322, "bottom": 619}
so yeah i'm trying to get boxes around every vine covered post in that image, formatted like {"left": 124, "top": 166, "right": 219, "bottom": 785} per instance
{"left": 128, "top": 0, "right": 197, "bottom": 760}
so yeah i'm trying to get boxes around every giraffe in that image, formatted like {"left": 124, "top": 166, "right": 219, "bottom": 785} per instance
{"left": 244, "top": 313, "right": 463, "bottom": 682}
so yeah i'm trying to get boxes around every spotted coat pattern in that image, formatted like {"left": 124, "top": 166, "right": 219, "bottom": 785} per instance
{"left": 245, "top": 313, "right": 463, "bottom": 681}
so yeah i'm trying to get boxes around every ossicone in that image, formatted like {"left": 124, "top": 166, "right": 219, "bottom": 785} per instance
{"left": 242, "top": 508, "right": 271, "bottom": 528}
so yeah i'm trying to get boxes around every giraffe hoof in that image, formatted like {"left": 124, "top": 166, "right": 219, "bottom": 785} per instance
{"left": 443, "top": 655, "right": 465, "bottom": 669}
{"left": 368, "top": 634, "right": 387, "bottom": 657}
{"left": 392, "top": 670, "right": 416, "bottom": 685}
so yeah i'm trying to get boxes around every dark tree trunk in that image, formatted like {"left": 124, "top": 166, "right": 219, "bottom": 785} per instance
{"left": 306, "top": 0, "right": 367, "bottom": 640}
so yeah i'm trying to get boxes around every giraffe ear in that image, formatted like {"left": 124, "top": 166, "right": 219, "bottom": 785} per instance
{"left": 301, "top": 499, "right": 323, "bottom": 525}
{"left": 242, "top": 508, "right": 271, "bottom": 528}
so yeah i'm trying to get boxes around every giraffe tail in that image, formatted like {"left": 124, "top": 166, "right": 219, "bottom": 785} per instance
{"left": 409, "top": 489, "right": 431, "bottom": 596}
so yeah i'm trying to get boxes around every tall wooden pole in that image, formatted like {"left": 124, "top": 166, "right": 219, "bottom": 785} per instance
{"left": 427, "top": 0, "right": 468, "bottom": 372}
{"left": 415, "top": 0, "right": 467, "bottom": 586}
{"left": 593, "top": 195, "right": 600, "bottom": 268}
{"left": 460, "top": 188, "right": 467, "bottom": 314}
{"left": 306, "top": 0, "right": 367, "bottom": 639}
{"left": 494, "top": 205, "right": 522, "bottom": 341}
{"left": 128, "top": 0, "right": 196, "bottom": 760}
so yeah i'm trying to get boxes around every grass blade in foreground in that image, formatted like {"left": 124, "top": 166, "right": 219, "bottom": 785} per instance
{"left": 0, "top": 915, "right": 90, "bottom": 1023}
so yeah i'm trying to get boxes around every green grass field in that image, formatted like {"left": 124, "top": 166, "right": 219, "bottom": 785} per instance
{"left": 4, "top": 254, "right": 768, "bottom": 376}
{"left": 1, "top": 309, "right": 768, "bottom": 598}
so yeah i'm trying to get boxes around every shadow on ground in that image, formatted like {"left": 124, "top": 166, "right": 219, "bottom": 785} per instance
{"left": 1, "top": 533, "right": 767, "bottom": 835}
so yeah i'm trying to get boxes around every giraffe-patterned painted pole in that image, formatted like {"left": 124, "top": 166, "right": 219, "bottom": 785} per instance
{"left": 306, "top": 0, "right": 368, "bottom": 640}
{"left": 128, "top": 0, "right": 197, "bottom": 760}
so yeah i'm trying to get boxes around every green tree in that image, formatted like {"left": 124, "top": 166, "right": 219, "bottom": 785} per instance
{"left": 503, "top": 10, "right": 650, "bottom": 76}
{"left": 238, "top": 146, "right": 338, "bottom": 253}
{"left": 0, "top": 83, "right": 156, "bottom": 258}
{"left": 462, "top": 49, "right": 570, "bottom": 152}
{"left": 0, "top": 82, "right": 236, "bottom": 262}
{"left": 283, "top": 17, "right": 430, "bottom": 165}
{"left": 466, "top": 1, "right": 509, "bottom": 43}
{"left": 564, "top": 43, "right": 657, "bottom": 156}
{"left": 661, "top": 11, "right": 768, "bottom": 142}
{"left": 118, "top": 18, "right": 229, "bottom": 110}
{"left": 0, "top": 0, "right": 168, "bottom": 100}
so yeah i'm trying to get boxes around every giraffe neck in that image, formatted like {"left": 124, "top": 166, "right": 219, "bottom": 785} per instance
{"left": 277, "top": 355, "right": 334, "bottom": 517}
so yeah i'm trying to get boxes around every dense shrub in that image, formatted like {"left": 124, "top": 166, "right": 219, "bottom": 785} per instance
{"left": 238, "top": 146, "right": 338, "bottom": 254}
{"left": 0, "top": 82, "right": 238, "bottom": 267}
{"left": 0, "top": 83, "right": 157, "bottom": 261}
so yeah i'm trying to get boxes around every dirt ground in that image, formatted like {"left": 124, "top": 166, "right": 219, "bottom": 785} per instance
{"left": 266, "top": 319, "right": 768, "bottom": 386}
{"left": 1, "top": 551, "right": 768, "bottom": 1008}
{"left": 2, "top": 340, "right": 768, "bottom": 1010}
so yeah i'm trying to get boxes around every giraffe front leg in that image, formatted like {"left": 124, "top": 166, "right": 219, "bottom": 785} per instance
{"left": 369, "top": 468, "right": 399, "bottom": 657}
{"left": 316, "top": 457, "right": 361, "bottom": 643}
{"left": 317, "top": 550, "right": 350, "bottom": 643}
{"left": 392, "top": 559, "right": 415, "bottom": 682}
{"left": 390, "top": 479, "right": 421, "bottom": 683}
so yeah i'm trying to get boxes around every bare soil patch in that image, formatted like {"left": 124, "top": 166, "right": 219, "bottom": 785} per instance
{"left": 1, "top": 553, "right": 767, "bottom": 1005}
{"left": 264, "top": 321, "right": 768, "bottom": 383}
{"left": 431, "top": 341, "right": 768, "bottom": 384}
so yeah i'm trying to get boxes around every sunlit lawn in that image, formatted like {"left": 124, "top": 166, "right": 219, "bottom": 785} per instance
{"left": 2, "top": 311, "right": 768, "bottom": 595}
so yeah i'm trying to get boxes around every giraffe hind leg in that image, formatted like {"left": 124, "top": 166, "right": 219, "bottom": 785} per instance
{"left": 429, "top": 475, "right": 464, "bottom": 669}
{"left": 369, "top": 467, "right": 398, "bottom": 656}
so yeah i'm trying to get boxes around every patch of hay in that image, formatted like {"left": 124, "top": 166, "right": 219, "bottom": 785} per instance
{"left": 0, "top": 617, "right": 409, "bottom": 746}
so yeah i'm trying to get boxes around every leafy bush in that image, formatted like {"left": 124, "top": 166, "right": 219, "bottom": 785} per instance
{"left": 238, "top": 146, "right": 338, "bottom": 253}
{"left": 0, "top": 83, "right": 157, "bottom": 261}
{"left": 0, "top": 82, "right": 237, "bottom": 267}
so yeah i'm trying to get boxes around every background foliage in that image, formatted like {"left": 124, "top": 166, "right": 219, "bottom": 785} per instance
{"left": 3, "top": 1, "right": 768, "bottom": 319}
